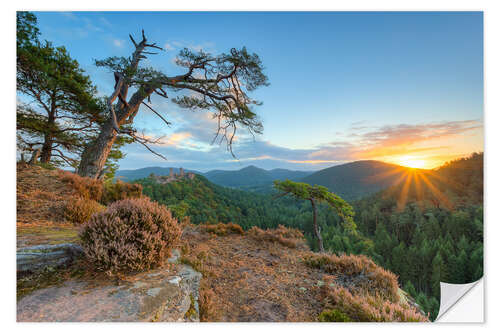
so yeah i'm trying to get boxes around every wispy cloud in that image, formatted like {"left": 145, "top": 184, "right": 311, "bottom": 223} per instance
{"left": 120, "top": 111, "right": 483, "bottom": 171}
{"left": 112, "top": 39, "right": 125, "bottom": 48}
{"left": 164, "top": 40, "right": 216, "bottom": 53}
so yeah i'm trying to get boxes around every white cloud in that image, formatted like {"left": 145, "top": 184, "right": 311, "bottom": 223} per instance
{"left": 112, "top": 39, "right": 125, "bottom": 48}
{"left": 164, "top": 43, "right": 175, "bottom": 51}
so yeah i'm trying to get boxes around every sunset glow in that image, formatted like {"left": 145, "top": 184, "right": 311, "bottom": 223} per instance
{"left": 396, "top": 156, "right": 427, "bottom": 169}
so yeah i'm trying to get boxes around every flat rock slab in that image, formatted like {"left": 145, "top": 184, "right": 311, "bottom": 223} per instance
{"left": 17, "top": 243, "right": 83, "bottom": 276}
{"left": 17, "top": 251, "right": 202, "bottom": 322}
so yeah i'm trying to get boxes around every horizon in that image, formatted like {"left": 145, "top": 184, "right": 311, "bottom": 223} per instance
{"left": 29, "top": 11, "right": 483, "bottom": 172}
{"left": 117, "top": 154, "right": 483, "bottom": 173}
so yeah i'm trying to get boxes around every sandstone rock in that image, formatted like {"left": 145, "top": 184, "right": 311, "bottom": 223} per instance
{"left": 17, "top": 259, "right": 202, "bottom": 322}
{"left": 17, "top": 243, "right": 83, "bottom": 276}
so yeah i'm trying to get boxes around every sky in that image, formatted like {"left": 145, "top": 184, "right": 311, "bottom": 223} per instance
{"left": 32, "top": 11, "right": 483, "bottom": 171}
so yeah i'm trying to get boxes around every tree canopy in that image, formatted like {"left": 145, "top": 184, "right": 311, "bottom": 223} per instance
{"left": 274, "top": 180, "right": 357, "bottom": 251}
{"left": 78, "top": 31, "right": 269, "bottom": 178}
{"left": 16, "top": 12, "right": 104, "bottom": 167}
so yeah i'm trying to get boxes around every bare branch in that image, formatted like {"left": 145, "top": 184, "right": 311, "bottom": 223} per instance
{"left": 141, "top": 101, "right": 171, "bottom": 126}
{"left": 129, "top": 34, "right": 138, "bottom": 47}
{"left": 126, "top": 131, "right": 167, "bottom": 160}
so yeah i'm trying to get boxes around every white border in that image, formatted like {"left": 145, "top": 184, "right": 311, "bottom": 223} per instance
{"left": 2, "top": 1, "right": 498, "bottom": 332}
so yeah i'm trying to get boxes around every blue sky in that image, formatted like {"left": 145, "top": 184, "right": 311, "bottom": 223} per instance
{"left": 32, "top": 11, "right": 483, "bottom": 171}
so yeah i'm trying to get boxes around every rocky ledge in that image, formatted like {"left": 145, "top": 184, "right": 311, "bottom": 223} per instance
{"left": 17, "top": 249, "right": 202, "bottom": 322}
{"left": 17, "top": 243, "right": 83, "bottom": 277}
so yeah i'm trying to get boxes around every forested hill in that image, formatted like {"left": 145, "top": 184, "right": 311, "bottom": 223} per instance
{"left": 120, "top": 165, "right": 312, "bottom": 192}
{"left": 365, "top": 152, "right": 484, "bottom": 211}
{"left": 116, "top": 167, "right": 200, "bottom": 181}
{"left": 348, "top": 153, "right": 483, "bottom": 320}
{"left": 301, "top": 160, "right": 417, "bottom": 201}
{"left": 204, "top": 166, "right": 312, "bottom": 189}
{"left": 133, "top": 175, "right": 312, "bottom": 231}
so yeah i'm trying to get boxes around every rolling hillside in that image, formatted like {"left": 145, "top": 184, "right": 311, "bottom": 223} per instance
{"left": 116, "top": 166, "right": 200, "bottom": 181}
{"left": 118, "top": 165, "right": 312, "bottom": 191}
{"left": 204, "top": 165, "right": 312, "bottom": 188}
{"left": 301, "top": 160, "right": 418, "bottom": 201}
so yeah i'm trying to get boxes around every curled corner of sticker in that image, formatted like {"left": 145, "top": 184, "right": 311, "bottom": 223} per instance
{"left": 435, "top": 278, "right": 484, "bottom": 322}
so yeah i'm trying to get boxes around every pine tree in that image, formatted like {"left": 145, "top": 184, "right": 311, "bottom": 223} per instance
{"left": 431, "top": 252, "right": 445, "bottom": 298}
{"left": 17, "top": 13, "right": 104, "bottom": 167}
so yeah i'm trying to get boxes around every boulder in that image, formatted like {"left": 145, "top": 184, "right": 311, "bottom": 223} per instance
{"left": 17, "top": 250, "right": 202, "bottom": 322}
{"left": 17, "top": 243, "right": 83, "bottom": 276}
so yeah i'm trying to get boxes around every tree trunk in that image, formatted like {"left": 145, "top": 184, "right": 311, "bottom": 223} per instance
{"left": 39, "top": 135, "right": 53, "bottom": 163}
{"left": 40, "top": 101, "right": 56, "bottom": 164}
{"left": 77, "top": 85, "right": 152, "bottom": 179}
{"left": 77, "top": 119, "right": 117, "bottom": 179}
{"left": 310, "top": 198, "right": 324, "bottom": 252}
{"left": 29, "top": 148, "right": 41, "bottom": 165}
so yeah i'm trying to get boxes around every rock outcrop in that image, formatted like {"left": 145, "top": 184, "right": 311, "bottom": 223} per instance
{"left": 17, "top": 250, "right": 202, "bottom": 322}
{"left": 17, "top": 243, "right": 83, "bottom": 277}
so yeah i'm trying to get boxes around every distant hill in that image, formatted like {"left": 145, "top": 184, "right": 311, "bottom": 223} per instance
{"left": 301, "top": 160, "right": 417, "bottom": 201}
{"left": 204, "top": 166, "right": 312, "bottom": 189}
{"left": 117, "top": 165, "right": 313, "bottom": 190}
{"left": 369, "top": 152, "right": 484, "bottom": 209}
{"left": 116, "top": 167, "right": 200, "bottom": 181}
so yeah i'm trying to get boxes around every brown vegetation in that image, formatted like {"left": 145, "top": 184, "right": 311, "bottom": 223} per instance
{"left": 17, "top": 164, "right": 142, "bottom": 227}
{"left": 247, "top": 225, "right": 307, "bottom": 249}
{"left": 79, "top": 197, "right": 181, "bottom": 272}
{"left": 17, "top": 164, "right": 76, "bottom": 225}
{"left": 318, "top": 279, "right": 428, "bottom": 322}
{"left": 57, "top": 169, "right": 142, "bottom": 204}
{"left": 180, "top": 224, "right": 424, "bottom": 322}
{"left": 304, "top": 252, "right": 400, "bottom": 302}
{"left": 64, "top": 197, "right": 105, "bottom": 225}
{"left": 198, "top": 222, "right": 244, "bottom": 236}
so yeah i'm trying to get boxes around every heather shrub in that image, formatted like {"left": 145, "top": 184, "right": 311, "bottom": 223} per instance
{"left": 64, "top": 197, "right": 105, "bottom": 225}
{"left": 248, "top": 225, "right": 307, "bottom": 249}
{"left": 79, "top": 197, "right": 181, "bottom": 272}
{"left": 57, "top": 170, "right": 103, "bottom": 202}
{"left": 101, "top": 180, "right": 142, "bottom": 205}
{"left": 305, "top": 253, "right": 400, "bottom": 302}
{"left": 200, "top": 222, "right": 244, "bottom": 236}
{"left": 199, "top": 281, "right": 220, "bottom": 321}
{"left": 57, "top": 170, "right": 142, "bottom": 205}
{"left": 319, "top": 284, "right": 428, "bottom": 322}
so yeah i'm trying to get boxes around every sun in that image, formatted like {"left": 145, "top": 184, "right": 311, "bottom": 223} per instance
{"left": 397, "top": 156, "right": 426, "bottom": 169}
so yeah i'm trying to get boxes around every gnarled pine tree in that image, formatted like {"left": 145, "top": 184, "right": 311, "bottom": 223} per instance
{"left": 273, "top": 180, "right": 357, "bottom": 252}
{"left": 78, "top": 30, "right": 269, "bottom": 178}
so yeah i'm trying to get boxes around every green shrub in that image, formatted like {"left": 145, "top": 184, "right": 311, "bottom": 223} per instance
{"left": 318, "top": 309, "right": 352, "bottom": 322}
{"left": 79, "top": 197, "right": 181, "bottom": 272}
{"left": 64, "top": 197, "right": 105, "bottom": 225}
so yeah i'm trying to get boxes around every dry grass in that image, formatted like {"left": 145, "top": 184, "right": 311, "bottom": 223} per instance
{"left": 179, "top": 224, "right": 427, "bottom": 322}
{"left": 318, "top": 279, "right": 428, "bottom": 322}
{"left": 179, "top": 224, "right": 425, "bottom": 322}
{"left": 57, "top": 169, "right": 103, "bottom": 202}
{"left": 64, "top": 197, "right": 105, "bottom": 225}
{"left": 17, "top": 164, "right": 77, "bottom": 225}
{"left": 17, "top": 164, "right": 143, "bottom": 227}
{"left": 198, "top": 222, "right": 244, "bottom": 236}
{"left": 248, "top": 225, "right": 307, "bottom": 249}
{"left": 304, "top": 252, "right": 400, "bottom": 302}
